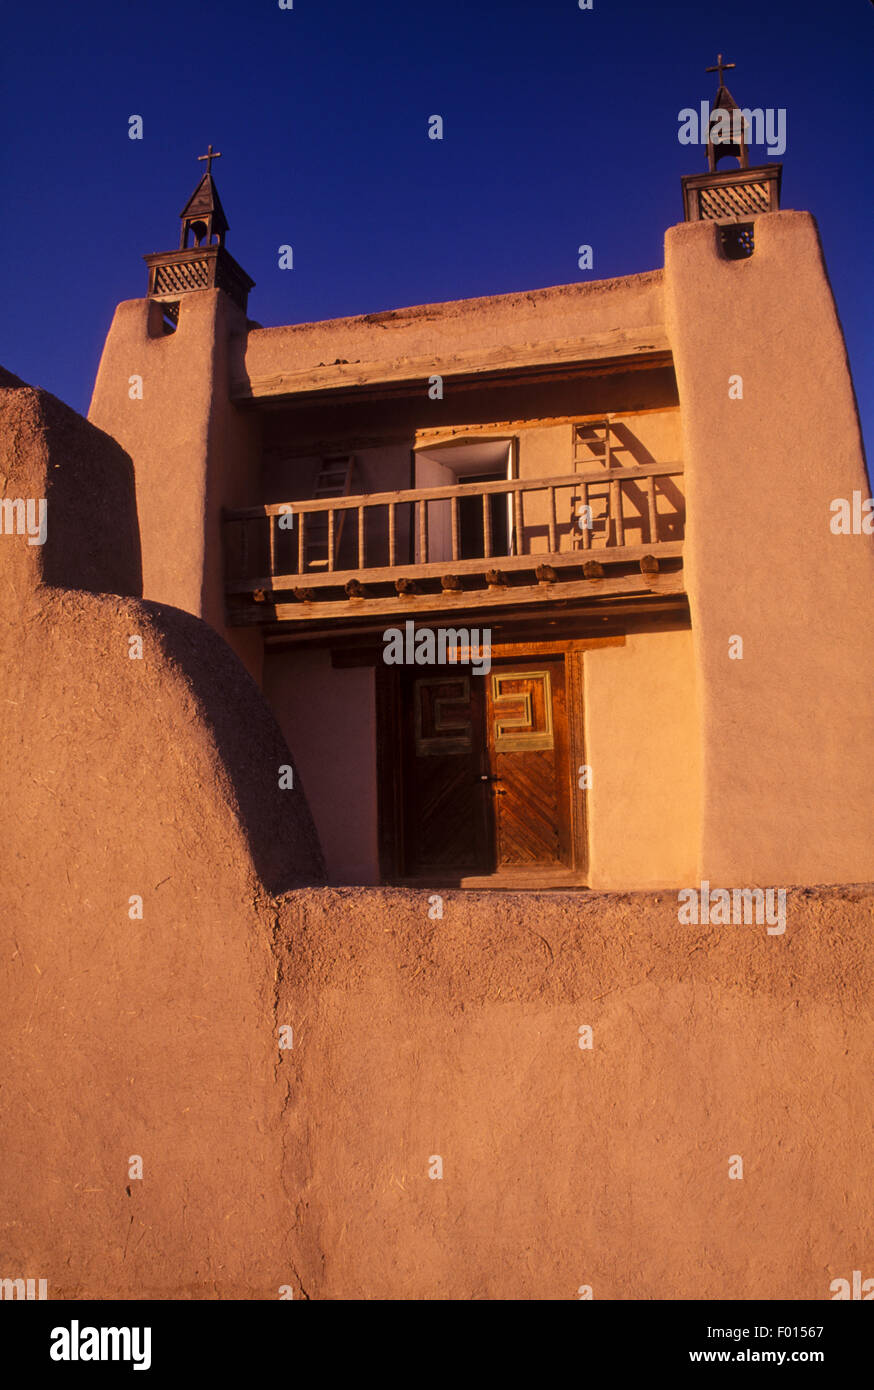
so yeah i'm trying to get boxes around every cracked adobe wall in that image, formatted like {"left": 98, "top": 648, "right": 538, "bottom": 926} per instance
{"left": 0, "top": 371, "right": 323, "bottom": 1297}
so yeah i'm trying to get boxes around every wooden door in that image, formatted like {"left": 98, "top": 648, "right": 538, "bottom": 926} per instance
{"left": 400, "top": 671, "right": 492, "bottom": 874}
{"left": 486, "top": 659, "right": 572, "bottom": 870}
{"left": 399, "top": 657, "right": 573, "bottom": 877}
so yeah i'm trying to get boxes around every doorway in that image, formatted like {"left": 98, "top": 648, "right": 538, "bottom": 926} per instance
{"left": 393, "top": 654, "right": 580, "bottom": 883}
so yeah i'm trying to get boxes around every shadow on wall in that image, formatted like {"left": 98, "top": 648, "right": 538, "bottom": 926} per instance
{"left": 0, "top": 366, "right": 325, "bottom": 893}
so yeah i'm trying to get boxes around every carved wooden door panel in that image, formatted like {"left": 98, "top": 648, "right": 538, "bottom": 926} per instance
{"left": 401, "top": 672, "right": 492, "bottom": 874}
{"left": 485, "top": 660, "right": 572, "bottom": 869}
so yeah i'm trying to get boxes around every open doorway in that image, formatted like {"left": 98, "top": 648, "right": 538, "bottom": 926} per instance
{"left": 413, "top": 438, "right": 515, "bottom": 563}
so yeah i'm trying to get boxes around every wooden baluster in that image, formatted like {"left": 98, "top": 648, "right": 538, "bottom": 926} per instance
{"left": 482, "top": 492, "right": 492, "bottom": 559}
{"left": 646, "top": 475, "right": 658, "bottom": 545}
{"left": 547, "top": 485, "right": 557, "bottom": 553}
{"left": 581, "top": 482, "right": 591, "bottom": 550}
{"left": 327, "top": 508, "right": 335, "bottom": 571}
{"left": 268, "top": 512, "right": 276, "bottom": 584}
{"left": 610, "top": 478, "right": 625, "bottom": 547}
{"left": 418, "top": 498, "right": 428, "bottom": 563}
{"left": 513, "top": 487, "right": 523, "bottom": 556}
{"left": 388, "top": 502, "right": 396, "bottom": 567}
{"left": 451, "top": 495, "right": 460, "bottom": 562}
{"left": 358, "top": 504, "right": 365, "bottom": 570}
{"left": 297, "top": 511, "right": 305, "bottom": 574}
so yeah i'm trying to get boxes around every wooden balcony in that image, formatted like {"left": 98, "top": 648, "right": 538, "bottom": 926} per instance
{"left": 223, "top": 462, "right": 685, "bottom": 626}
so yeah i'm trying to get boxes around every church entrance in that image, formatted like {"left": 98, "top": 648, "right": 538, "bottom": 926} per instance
{"left": 393, "top": 655, "right": 579, "bottom": 883}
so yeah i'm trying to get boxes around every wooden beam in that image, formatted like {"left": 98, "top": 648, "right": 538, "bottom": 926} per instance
{"left": 331, "top": 634, "right": 627, "bottom": 667}
{"left": 226, "top": 462, "right": 683, "bottom": 520}
{"left": 232, "top": 571, "right": 684, "bottom": 625}
{"left": 225, "top": 540, "right": 684, "bottom": 594}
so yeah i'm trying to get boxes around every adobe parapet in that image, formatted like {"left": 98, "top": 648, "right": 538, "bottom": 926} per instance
{"left": 234, "top": 270, "right": 668, "bottom": 401}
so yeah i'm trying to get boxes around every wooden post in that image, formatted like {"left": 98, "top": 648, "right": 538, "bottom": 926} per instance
{"left": 547, "top": 485, "right": 557, "bottom": 553}
{"left": 581, "top": 482, "right": 591, "bottom": 551}
{"left": 297, "top": 511, "right": 305, "bottom": 574}
{"left": 388, "top": 502, "right": 396, "bottom": 567}
{"left": 358, "top": 505, "right": 365, "bottom": 569}
{"left": 327, "top": 508, "right": 335, "bottom": 571}
{"left": 482, "top": 492, "right": 492, "bottom": 559}
{"left": 451, "top": 495, "right": 460, "bottom": 561}
{"left": 418, "top": 498, "right": 428, "bottom": 563}
{"left": 609, "top": 478, "right": 625, "bottom": 547}
{"left": 646, "top": 475, "right": 658, "bottom": 545}
{"left": 267, "top": 513, "right": 276, "bottom": 583}
{"left": 513, "top": 487, "right": 523, "bottom": 556}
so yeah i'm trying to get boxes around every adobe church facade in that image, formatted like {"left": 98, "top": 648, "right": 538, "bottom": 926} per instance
{"left": 4, "top": 66, "right": 874, "bottom": 1304}
{"left": 88, "top": 89, "right": 873, "bottom": 895}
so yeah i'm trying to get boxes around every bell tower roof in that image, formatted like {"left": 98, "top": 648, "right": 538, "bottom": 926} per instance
{"left": 704, "top": 53, "right": 749, "bottom": 172}
{"left": 180, "top": 172, "right": 230, "bottom": 239}
{"left": 178, "top": 146, "right": 230, "bottom": 249}
{"left": 144, "top": 146, "right": 255, "bottom": 318}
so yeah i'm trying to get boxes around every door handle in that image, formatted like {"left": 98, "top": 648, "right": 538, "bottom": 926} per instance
{"left": 476, "top": 774, "right": 500, "bottom": 782}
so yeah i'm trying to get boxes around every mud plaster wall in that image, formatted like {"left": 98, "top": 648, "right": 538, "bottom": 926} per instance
{"left": 278, "top": 884, "right": 874, "bottom": 1301}
{"left": 584, "top": 628, "right": 700, "bottom": 889}
{"left": 88, "top": 291, "right": 263, "bottom": 684}
{"left": 0, "top": 376, "right": 323, "bottom": 1297}
{"left": 665, "top": 211, "right": 874, "bottom": 886}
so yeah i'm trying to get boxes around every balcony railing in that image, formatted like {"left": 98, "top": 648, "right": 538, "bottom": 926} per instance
{"left": 223, "top": 462, "right": 685, "bottom": 623}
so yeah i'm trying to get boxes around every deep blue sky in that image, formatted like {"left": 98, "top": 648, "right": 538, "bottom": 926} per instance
{"left": 1, "top": 0, "right": 871, "bottom": 455}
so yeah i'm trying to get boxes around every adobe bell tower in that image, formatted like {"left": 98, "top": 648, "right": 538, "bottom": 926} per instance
{"left": 680, "top": 53, "right": 782, "bottom": 255}
{"left": 88, "top": 148, "right": 263, "bottom": 682}
{"left": 144, "top": 146, "right": 254, "bottom": 325}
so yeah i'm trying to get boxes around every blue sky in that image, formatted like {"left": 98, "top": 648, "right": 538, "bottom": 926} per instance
{"left": 0, "top": 0, "right": 871, "bottom": 456}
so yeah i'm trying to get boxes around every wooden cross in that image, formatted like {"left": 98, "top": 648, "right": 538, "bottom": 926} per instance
{"left": 706, "top": 53, "right": 735, "bottom": 87}
{"left": 197, "top": 144, "right": 222, "bottom": 175}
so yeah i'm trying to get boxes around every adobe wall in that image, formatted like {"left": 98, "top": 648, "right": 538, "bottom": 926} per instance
{"left": 277, "top": 883, "right": 874, "bottom": 1300}
{"left": 665, "top": 211, "right": 874, "bottom": 886}
{"left": 3, "top": 366, "right": 871, "bottom": 1300}
{"left": 0, "top": 374, "right": 323, "bottom": 1298}
{"left": 88, "top": 290, "right": 264, "bottom": 683}
{"left": 264, "top": 648, "right": 379, "bottom": 885}
{"left": 585, "top": 628, "right": 700, "bottom": 889}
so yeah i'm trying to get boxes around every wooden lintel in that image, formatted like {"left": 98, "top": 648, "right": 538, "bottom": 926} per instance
{"left": 330, "top": 634, "right": 627, "bottom": 668}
